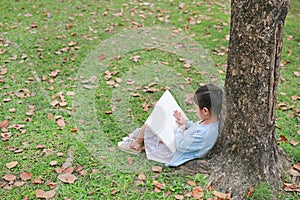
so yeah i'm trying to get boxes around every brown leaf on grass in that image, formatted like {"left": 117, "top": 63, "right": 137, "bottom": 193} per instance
{"left": 6, "top": 161, "right": 18, "bottom": 169}
{"left": 131, "top": 92, "right": 141, "bottom": 97}
{"left": 128, "top": 157, "right": 133, "bottom": 165}
{"left": 153, "top": 180, "right": 166, "bottom": 189}
{"left": 291, "top": 95, "right": 300, "bottom": 101}
{"left": 283, "top": 182, "right": 300, "bottom": 192}
{"left": 79, "top": 170, "right": 87, "bottom": 176}
{"left": 111, "top": 189, "right": 118, "bottom": 195}
{"left": 290, "top": 140, "right": 298, "bottom": 146}
{"left": 36, "top": 144, "right": 45, "bottom": 149}
{"left": 185, "top": 93, "right": 194, "bottom": 105}
{"left": 174, "top": 194, "right": 184, "bottom": 200}
{"left": 130, "top": 55, "right": 140, "bottom": 62}
{"left": 288, "top": 166, "right": 300, "bottom": 177}
{"left": 1, "top": 132, "right": 12, "bottom": 141}
{"left": 13, "top": 181, "right": 26, "bottom": 187}
{"left": 64, "top": 166, "right": 74, "bottom": 174}
{"left": 50, "top": 160, "right": 58, "bottom": 166}
{"left": 98, "top": 54, "right": 106, "bottom": 60}
{"left": 116, "top": 77, "right": 122, "bottom": 83}
{"left": 48, "top": 182, "right": 57, "bottom": 189}
{"left": 0, "top": 120, "right": 9, "bottom": 128}
{"left": 49, "top": 70, "right": 60, "bottom": 78}
{"left": 278, "top": 135, "right": 288, "bottom": 143}
{"left": 192, "top": 186, "right": 204, "bottom": 199}
{"left": 55, "top": 167, "right": 63, "bottom": 174}
{"left": 9, "top": 108, "right": 16, "bottom": 113}
{"left": 32, "top": 177, "right": 43, "bottom": 184}
{"left": 59, "top": 101, "right": 67, "bottom": 107}
{"left": 20, "top": 172, "right": 32, "bottom": 181}
{"left": 247, "top": 186, "right": 255, "bottom": 198}
{"left": 138, "top": 174, "right": 146, "bottom": 181}
{"left": 3, "top": 174, "right": 16, "bottom": 181}
{"left": 293, "top": 163, "right": 300, "bottom": 172}
{"left": 142, "top": 101, "right": 149, "bottom": 112}
{"left": 56, "top": 118, "right": 65, "bottom": 127}
{"left": 76, "top": 164, "right": 84, "bottom": 172}
{"left": 125, "top": 79, "right": 135, "bottom": 85}
{"left": 0, "top": 68, "right": 7, "bottom": 75}
{"left": 152, "top": 166, "right": 163, "bottom": 173}
{"left": 58, "top": 173, "right": 78, "bottom": 184}
{"left": 35, "top": 189, "right": 56, "bottom": 199}
{"left": 212, "top": 190, "right": 231, "bottom": 199}
{"left": 66, "top": 91, "right": 75, "bottom": 96}
{"left": 187, "top": 180, "right": 196, "bottom": 186}
{"left": 105, "top": 110, "right": 112, "bottom": 114}
{"left": 293, "top": 71, "right": 300, "bottom": 77}
{"left": 57, "top": 152, "right": 64, "bottom": 157}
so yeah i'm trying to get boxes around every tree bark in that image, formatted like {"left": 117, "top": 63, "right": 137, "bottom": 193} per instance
{"left": 210, "top": 0, "right": 290, "bottom": 198}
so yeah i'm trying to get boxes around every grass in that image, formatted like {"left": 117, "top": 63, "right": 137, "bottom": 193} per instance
{"left": 0, "top": 0, "right": 299, "bottom": 199}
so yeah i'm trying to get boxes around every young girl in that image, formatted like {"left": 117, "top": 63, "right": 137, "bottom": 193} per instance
{"left": 118, "top": 84, "right": 223, "bottom": 167}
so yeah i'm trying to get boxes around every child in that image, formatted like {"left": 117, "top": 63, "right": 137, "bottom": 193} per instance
{"left": 118, "top": 84, "right": 223, "bottom": 167}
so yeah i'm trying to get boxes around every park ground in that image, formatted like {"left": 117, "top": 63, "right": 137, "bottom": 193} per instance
{"left": 0, "top": 0, "right": 299, "bottom": 199}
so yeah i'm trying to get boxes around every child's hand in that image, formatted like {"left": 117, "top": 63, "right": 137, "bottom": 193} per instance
{"left": 173, "top": 110, "right": 187, "bottom": 125}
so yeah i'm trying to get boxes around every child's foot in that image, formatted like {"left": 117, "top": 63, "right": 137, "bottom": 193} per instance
{"left": 118, "top": 140, "right": 142, "bottom": 155}
{"left": 122, "top": 136, "right": 135, "bottom": 143}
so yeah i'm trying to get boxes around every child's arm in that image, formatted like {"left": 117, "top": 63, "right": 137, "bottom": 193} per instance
{"left": 174, "top": 126, "right": 204, "bottom": 153}
{"left": 173, "top": 110, "right": 192, "bottom": 130}
{"left": 173, "top": 110, "right": 187, "bottom": 125}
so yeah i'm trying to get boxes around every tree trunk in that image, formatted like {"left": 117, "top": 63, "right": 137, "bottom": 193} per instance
{"left": 210, "top": 0, "right": 290, "bottom": 198}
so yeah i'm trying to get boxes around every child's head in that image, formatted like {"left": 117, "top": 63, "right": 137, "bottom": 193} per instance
{"left": 193, "top": 84, "right": 223, "bottom": 117}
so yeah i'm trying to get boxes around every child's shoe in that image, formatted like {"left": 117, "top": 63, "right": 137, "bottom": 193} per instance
{"left": 118, "top": 140, "right": 142, "bottom": 155}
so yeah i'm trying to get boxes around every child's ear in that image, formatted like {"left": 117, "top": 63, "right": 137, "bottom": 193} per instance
{"left": 203, "top": 107, "right": 210, "bottom": 115}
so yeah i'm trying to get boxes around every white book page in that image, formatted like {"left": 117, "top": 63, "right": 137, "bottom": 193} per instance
{"left": 145, "top": 90, "right": 188, "bottom": 153}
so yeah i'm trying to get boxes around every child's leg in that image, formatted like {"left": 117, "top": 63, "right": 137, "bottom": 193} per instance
{"left": 135, "top": 124, "right": 146, "bottom": 145}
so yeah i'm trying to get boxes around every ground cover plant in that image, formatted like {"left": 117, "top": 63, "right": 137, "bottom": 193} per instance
{"left": 0, "top": 0, "right": 299, "bottom": 199}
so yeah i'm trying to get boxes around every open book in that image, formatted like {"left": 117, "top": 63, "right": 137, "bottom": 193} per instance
{"left": 145, "top": 90, "right": 188, "bottom": 153}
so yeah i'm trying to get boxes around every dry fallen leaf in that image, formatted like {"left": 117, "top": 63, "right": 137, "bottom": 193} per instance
{"left": 152, "top": 166, "right": 163, "bottom": 173}
{"left": 48, "top": 182, "right": 57, "bottom": 189}
{"left": 138, "top": 174, "right": 146, "bottom": 181}
{"left": 247, "top": 186, "right": 255, "bottom": 198}
{"left": 128, "top": 157, "right": 133, "bottom": 165}
{"left": 32, "top": 177, "right": 43, "bottom": 184}
{"left": 212, "top": 190, "right": 231, "bottom": 199}
{"left": 152, "top": 180, "right": 166, "bottom": 189}
{"left": 290, "top": 140, "right": 298, "bottom": 146}
{"left": 3, "top": 174, "right": 17, "bottom": 182}
{"left": 58, "top": 173, "right": 78, "bottom": 184}
{"left": 192, "top": 186, "right": 204, "bottom": 199}
{"left": 98, "top": 54, "right": 106, "bottom": 60}
{"left": 187, "top": 180, "right": 196, "bottom": 186}
{"left": 35, "top": 189, "right": 56, "bottom": 199}
{"left": 56, "top": 118, "right": 66, "bottom": 127}
{"left": 0, "top": 120, "right": 9, "bottom": 129}
{"left": 6, "top": 161, "right": 18, "bottom": 169}
{"left": 185, "top": 93, "right": 194, "bottom": 105}
{"left": 111, "top": 189, "right": 118, "bottom": 195}
{"left": 50, "top": 160, "right": 58, "bottom": 166}
{"left": 36, "top": 144, "right": 45, "bottom": 149}
{"left": 20, "top": 172, "right": 32, "bottom": 181}
{"left": 13, "top": 181, "right": 26, "bottom": 187}
{"left": 63, "top": 166, "right": 74, "bottom": 174}
{"left": 293, "top": 71, "right": 300, "bottom": 77}
{"left": 174, "top": 194, "right": 184, "bottom": 200}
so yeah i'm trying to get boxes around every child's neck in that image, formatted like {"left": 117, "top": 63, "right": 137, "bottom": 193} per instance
{"left": 201, "top": 114, "right": 219, "bottom": 124}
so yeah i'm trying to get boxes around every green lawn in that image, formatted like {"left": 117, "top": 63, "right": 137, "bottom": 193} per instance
{"left": 0, "top": 0, "right": 299, "bottom": 199}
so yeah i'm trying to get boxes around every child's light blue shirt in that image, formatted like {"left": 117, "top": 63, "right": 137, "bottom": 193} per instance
{"left": 166, "top": 121, "right": 219, "bottom": 167}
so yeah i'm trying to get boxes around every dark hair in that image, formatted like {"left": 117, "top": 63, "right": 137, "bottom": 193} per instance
{"left": 193, "top": 84, "right": 223, "bottom": 115}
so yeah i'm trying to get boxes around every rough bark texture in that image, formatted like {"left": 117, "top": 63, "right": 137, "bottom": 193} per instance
{"left": 209, "top": 0, "right": 290, "bottom": 198}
